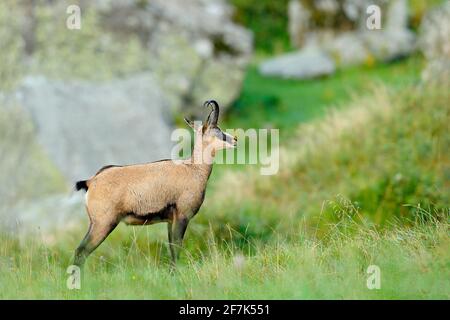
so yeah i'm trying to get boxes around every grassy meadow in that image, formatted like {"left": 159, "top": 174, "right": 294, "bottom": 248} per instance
{"left": 0, "top": 56, "right": 448, "bottom": 299}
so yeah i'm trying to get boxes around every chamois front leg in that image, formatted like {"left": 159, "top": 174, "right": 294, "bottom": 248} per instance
{"left": 167, "top": 215, "right": 189, "bottom": 267}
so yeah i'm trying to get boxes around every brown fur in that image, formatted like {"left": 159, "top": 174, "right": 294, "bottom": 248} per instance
{"left": 73, "top": 101, "right": 237, "bottom": 267}
{"left": 86, "top": 160, "right": 211, "bottom": 224}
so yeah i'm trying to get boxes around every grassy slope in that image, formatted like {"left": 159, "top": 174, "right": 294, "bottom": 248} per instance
{"left": 0, "top": 57, "right": 448, "bottom": 299}
{"left": 222, "top": 56, "right": 424, "bottom": 134}
{"left": 1, "top": 219, "right": 447, "bottom": 299}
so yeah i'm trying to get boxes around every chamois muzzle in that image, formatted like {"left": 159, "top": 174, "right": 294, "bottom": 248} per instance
{"left": 204, "top": 100, "right": 219, "bottom": 126}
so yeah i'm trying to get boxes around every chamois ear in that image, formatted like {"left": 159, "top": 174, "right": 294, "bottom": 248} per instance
{"left": 184, "top": 117, "right": 195, "bottom": 129}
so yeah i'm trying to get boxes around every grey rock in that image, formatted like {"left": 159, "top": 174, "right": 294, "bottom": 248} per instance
{"left": 362, "top": 29, "right": 415, "bottom": 62}
{"left": 288, "top": 0, "right": 310, "bottom": 48}
{"left": 259, "top": 46, "right": 335, "bottom": 79}
{"left": 419, "top": 1, "right": 450, "bottom": 61}
{"left": 1, "top": 193, "right": 85, "bottom": 241}
{"left": 421, "top": 58, "right": 450, "bottom": 84}
{"left": 265, "top": 0, "right": 415, "bottom": 76}
{"left": 16, "top": 74, "right": 174, "bottom": 182}
{"left": 342, "top": 0, "right": 393, "bottom": 29}
{"left": 323, "top": 29, "right": 415, "bottom": 67}
{"left": 324, "top": 32, "right": 370, "bottom": 67}
{"left": 419, "top": 2, "right": 450, "bottom": 84}
{"left": 88, "top": 0, "right": 253, "bottom": 116}
{"left": 386, "top": 0, "right": 409, "bottom": 30}
{"left": 359, "top": 0, "right": 415, "bottom": 62}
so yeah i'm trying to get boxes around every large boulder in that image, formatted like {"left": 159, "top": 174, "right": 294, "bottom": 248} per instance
{"left": 13, "top": 0, "right": 252, "bottom": 117}
{"left": 15, "top": 74, "right": 174, "bottom": 183}
{"left": 323, "top": 32, "right": 370, "bottom": 67}
{"left": 361, "top": 29, "right": 415, "bottom": 62}
{"left": 323, "top": 28, "right": 415, "bottom": 67}
{"left": 259, "top": 46, "right": 335, "bottom": 79}
{"left": 88, "top": 0, "right": 253, "bottom": 117}
{"left": 2, "top": 193, "right": 85, "bottom": 241}
{"left": 283, "top": 0, "right": 416, "bottom": 70}
{"left": 418, "top": 2, "right": 450, "bottom": 84}
{"left": 288, "top": 0, "right": 310, "bottom": 48}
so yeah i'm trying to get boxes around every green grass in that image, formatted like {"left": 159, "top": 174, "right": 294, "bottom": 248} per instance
{"left": 0, "top": 57, "right": 448, "bottom": 299}
{"left": 223, "top": 56, "right": 423, "bottom": 135}
{"left": 0, "top": 214, "right": 447, "bottom": 299}
{"left": 230, "top": 0, "right": 290, "bottom": 53}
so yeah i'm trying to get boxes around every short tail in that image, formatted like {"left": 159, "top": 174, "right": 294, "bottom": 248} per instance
{"left": 75, "top": 180, "right": 88, "bottom": 192}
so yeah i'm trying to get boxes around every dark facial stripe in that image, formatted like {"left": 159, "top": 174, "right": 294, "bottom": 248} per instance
{"left": 223, "top": 132, "right": 234, "bottom": 144}
{"left": 211, "top": 127, "right": 232, "bottom": 143}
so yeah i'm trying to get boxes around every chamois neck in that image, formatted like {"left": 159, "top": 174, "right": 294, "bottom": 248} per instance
{"left": 194, "top": 162, "right": 213, "bottom": 182}
{"left": 188, "top": 137, "right": 214, "bottom": 179}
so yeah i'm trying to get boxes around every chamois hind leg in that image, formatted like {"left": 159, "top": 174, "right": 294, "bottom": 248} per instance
{"left": 167, "top": 215, "right": 189, "bottom": 267}
{"left": 73, "top": 216, "right": 118, "bottom": 267}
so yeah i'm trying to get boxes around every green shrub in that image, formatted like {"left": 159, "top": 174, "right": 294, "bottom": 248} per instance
{"left": 231, "top": 0, "right": 290, "bottom": 54}
{"left": 409, "top": 0, "right": 446, "bottom": 30}
{"left": 203, "top": 82, "right": 449, "bottom": 241}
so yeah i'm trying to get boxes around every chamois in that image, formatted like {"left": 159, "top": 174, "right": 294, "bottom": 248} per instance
{"left": 73, "top": 100, "right": 237, "bottom": 267}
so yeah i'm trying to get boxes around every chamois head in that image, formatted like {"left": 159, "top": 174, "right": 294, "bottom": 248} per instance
{"left": 184, "top": 100, "right": 237, "bottom": 159}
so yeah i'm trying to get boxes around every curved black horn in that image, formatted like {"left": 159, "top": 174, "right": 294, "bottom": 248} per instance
{"left": 204, "top": 100, "right": 219, "bottom": 125}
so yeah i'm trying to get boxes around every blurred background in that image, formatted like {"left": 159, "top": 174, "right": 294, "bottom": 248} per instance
{"left": 0, "top": 0, "right": 448, "bottom": 299}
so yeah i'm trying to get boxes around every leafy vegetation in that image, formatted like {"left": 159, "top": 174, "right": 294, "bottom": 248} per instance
{"left": 231, "top": 0, "right": 445, "bottom": 54}
{"left": 205, "top": 76, "right": 449, "bottom": 242}
{"left": 230, "top": 0, "right": 290, "bottom": 53}
{"left": 223, "top": 55, "right": 423, "bottom": 135}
